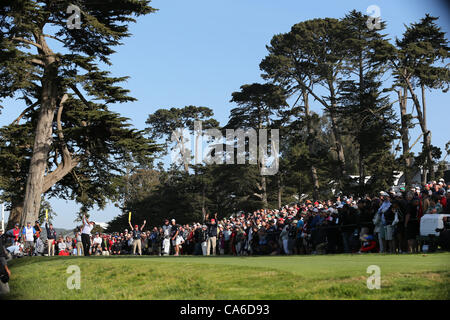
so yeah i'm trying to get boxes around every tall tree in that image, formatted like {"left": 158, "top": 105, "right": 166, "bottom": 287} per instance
{"left": 384, "top": 15, "right": 449, "bottom": 183}
{"left": 338, "top": 11, "right": 397, "bottom": 195}
{"left": 0, "top": 0, "right": 157, "bottom": 225}
{"left": 395, "top": 84, "right": 415, "bottom": 188}
{"left": 145, "top": 106, "right": 219, "bottom": 220}
{"left": 145, "top": 106, "right": 219, "bottom": 172}
{"left": 228, "top": 83, "right": 288, "bottom": 207}
{"left": 260, "top": 18, "right": 351, "bottom": 188}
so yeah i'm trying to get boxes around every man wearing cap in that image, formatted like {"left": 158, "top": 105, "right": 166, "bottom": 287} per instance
{"left": 205, "top": 213, "right": 218, "bottom": 256}
{"left": 193, "top": 223, "right": 206, "bottom": 255}
{"left": 223, "top": 224, "right": 232, "bottom": 255}
{"left": 22, "top": 222, "right": 36, "bottom": 256}
{"left": 92, "top": 233, "right": 102, "bottom": 255}
{"left": 128, "top": 219, "right": 146, "bottom": 255}
{"left": 169, "top": 219, "right": 178, "bottom": 255}
{"left": 45, "top": 219, "right": 57, "bottom": 256}
{"left": 162, "top": 219, "right": 171, "bottom": 256}
{"left": 33, "top": 221, "right": 42, "bottom": 243}
{"left": 11, "top": 224, "right": 21, "bottom": 244}
{"left": 200, "top": 224, "right": 208, "bottom": 255}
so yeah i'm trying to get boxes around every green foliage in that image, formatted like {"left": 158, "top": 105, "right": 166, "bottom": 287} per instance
{"left": 37, "top": 200, "right": 57, "bottom": 225}
{"left": 0, "top": 123, "right": 33, "bottom": 207}
{"left": 396, "top": 14, "right": 449, "bottom": 90}
{"left": 228, "top": 83, "right": 288, "bottom": 129}
{"left": 0, "top": 0, "right": 159, "bottom": 221}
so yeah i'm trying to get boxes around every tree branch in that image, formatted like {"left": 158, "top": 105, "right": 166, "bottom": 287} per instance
{"left": 43, "top": 34, "right": 65, "bottom": 44}
{"left": 11, "top": 101, "right": 39, "bottom": 125}
{"left": 296, "top": 78, "right": 329, "bottom": 110}
{"left": 12, "top": 37, "right": 43, "bottom": 50}
{"left": 69, "top": 84, "right": 91, "bottom": 109}
{"left": 41, "top": 94, "right": 83, "bottom": 193}
{"left": 30, "top": 58, "right": 45, "bottom": 66}
{"left": 56, "top": 95, "right": 69, "bottom": 162}
{"left": 42, "top": 156, "right": 81, "bottom": 194}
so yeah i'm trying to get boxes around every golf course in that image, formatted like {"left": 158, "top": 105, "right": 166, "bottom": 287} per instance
{"left": 4, "top": 252, "right": 449, "bottom": 300}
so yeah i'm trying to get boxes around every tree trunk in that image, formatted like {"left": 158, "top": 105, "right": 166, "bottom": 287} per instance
{"left": 258, "top": 110, "right": 268, "bottom": 208}
{"left": 21, "top": 33, "right": 59, "bottom": 226}
{"left": 6, "top": 201, "right": 24, "bottom": 230}
{"left": 358, "top": 55, "right": 365, "bottom": 195}
{"left": 422, "top": 84, "right": 434, "bottom": 182}
{"left": 329, "top": 111, "right": 347, "bottom": 176}
{"left": 398, "top": 87, "right": 413, "bottom": 188}
{"left": 261, "top": 176, "right": 268, "bottom": 208}
{"left": 358, "top": 150, "right": 365, "bottom": 194}
{"left": 277, "top": 175, "right": 282, "bottom": 208}
{"left": 201, "top": 181, "right": 206, "bottom": 221}
{"left": 21, "top": 81, "right": 58, "bottom": 226}
{"left": 404, "top": 78, "right": 431, "bottom": 185}
{"left": 303, "top": 90, "right": 320, "bottom": 200}
{"left": 328, "top": 82, "right": 347, "bottom": 183}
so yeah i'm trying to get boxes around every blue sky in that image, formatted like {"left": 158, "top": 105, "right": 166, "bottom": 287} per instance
{"left": 1, "top": 0, "right": 449, "bottom": 228}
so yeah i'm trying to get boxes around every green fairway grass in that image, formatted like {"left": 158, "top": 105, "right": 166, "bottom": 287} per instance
{"left": 4, "top": 253, "right": 450, "bottom": 300}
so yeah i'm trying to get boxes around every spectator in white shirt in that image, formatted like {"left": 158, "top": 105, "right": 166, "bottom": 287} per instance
{"left": 92, "top": 233, "right": 102, "bottom": 255}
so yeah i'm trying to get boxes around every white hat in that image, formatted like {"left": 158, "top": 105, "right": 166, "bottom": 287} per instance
{"left": 380, "top": 191, "right": 389, "bottom": 196}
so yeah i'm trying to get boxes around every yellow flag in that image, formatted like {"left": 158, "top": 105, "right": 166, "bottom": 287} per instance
{"left": 128, "top": 211, "right": 131, "bottom": 222}
{"left": 45, "top": 209, "right": 48, "bottom": 220}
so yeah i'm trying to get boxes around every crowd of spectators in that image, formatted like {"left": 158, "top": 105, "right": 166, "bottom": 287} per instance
{"left": 2, "top": 180, "right": 450, "bottom": 259}
{"left": 1, "top": 180, "right": 449, "bottom": 295}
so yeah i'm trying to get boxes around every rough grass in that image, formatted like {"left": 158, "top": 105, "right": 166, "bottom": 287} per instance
{"left": 3, "top": 252, "right": 450, "bottom": 300}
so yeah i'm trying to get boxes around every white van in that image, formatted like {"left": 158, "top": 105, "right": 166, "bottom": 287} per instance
{"left": 420, "top": 214, "right": 450, "bottom": 236}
